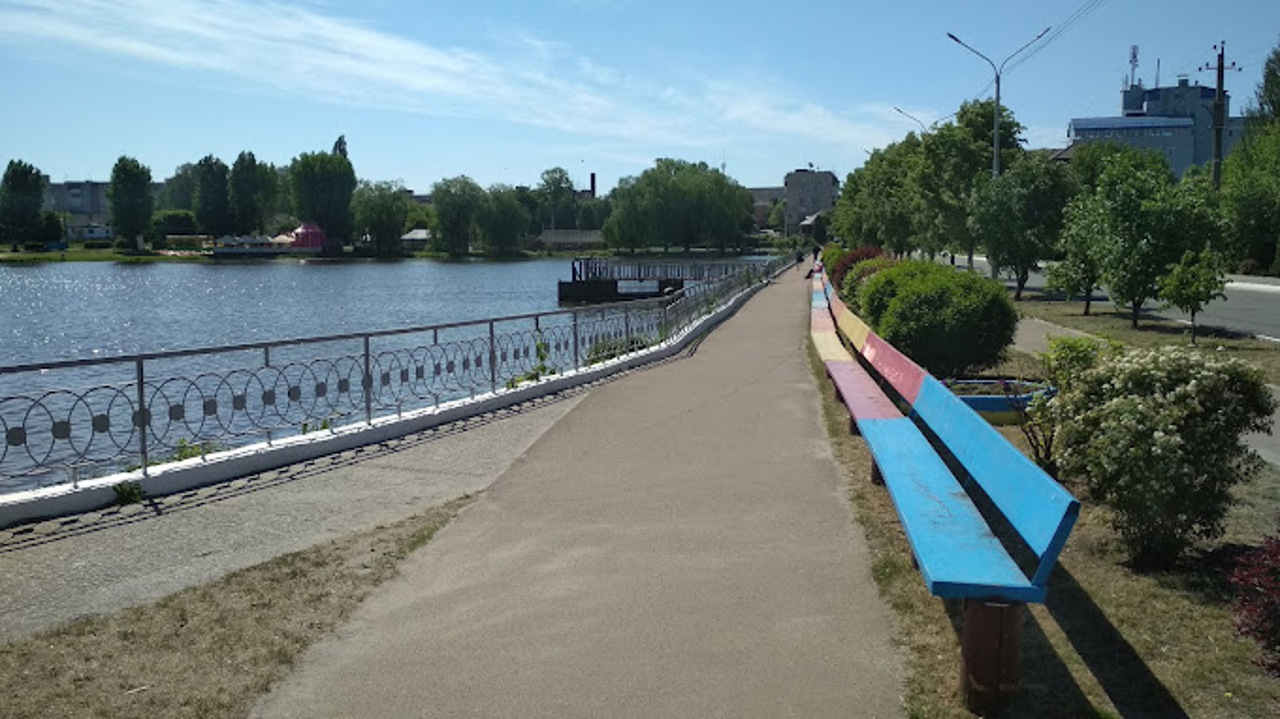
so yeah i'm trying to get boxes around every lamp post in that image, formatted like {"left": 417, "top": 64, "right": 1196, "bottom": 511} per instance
{"left": 947, "top": 27, "right": 1049, "bottom": 176}
{"left": 893, "top": 106, "right": 929, "bottom": 134}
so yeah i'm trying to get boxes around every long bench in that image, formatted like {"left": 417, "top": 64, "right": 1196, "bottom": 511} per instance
{"left": 808, "top": 273, "right": 1080, "bottom": 713}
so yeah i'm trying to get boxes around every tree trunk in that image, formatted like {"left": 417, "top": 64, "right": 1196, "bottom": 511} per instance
{"left": 1015, "top": 274, "right": 1026, "bottom": 301}
{"left": 1191, "top": 310, "right": 1198, "bottom": 346}
{"left": 1131, "top": 302, "right": 1140, "bottom": 329}
{"left": 1083, "top": 292, "right": 1092, "bottom": 316}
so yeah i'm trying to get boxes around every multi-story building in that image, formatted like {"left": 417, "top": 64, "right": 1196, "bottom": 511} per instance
{"left": 747, "top": 186, "right": 784, "bottom": 228}
{"left": 783, "top": 169, "right": 838, "bottom": 230}
{"left": 43, "top": 180, "right": 111, "bottom": 235}
{"left": 1067, "top": 77, "right": 1246, "bottom": 177}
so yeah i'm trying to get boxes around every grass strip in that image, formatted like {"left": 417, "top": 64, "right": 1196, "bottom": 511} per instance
{"left": 1015, "top": 295, "right": 1280, "bottom": 386}
{"left": 0, "top": 496, "right": 472, "bottom": 719}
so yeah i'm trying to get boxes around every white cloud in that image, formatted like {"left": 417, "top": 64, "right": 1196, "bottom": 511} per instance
{"left": 0, "top": 0, "right": 910, "bottom": 161}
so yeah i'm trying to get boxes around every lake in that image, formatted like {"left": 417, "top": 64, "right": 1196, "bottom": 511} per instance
{"left": 0, "top": 258, "right": 572, "bottom": 367}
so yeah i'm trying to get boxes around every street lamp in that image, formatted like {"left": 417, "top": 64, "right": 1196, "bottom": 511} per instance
{"left": 893, "top": 106, "right": 929, "bottom": 134}
{"left": 947, "top": 27, "right": 1050, "bottom": 176}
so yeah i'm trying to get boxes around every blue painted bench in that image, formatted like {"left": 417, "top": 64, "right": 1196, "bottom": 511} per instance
{"left": 810, "top": 274, "right": 1080, "bottom": 713}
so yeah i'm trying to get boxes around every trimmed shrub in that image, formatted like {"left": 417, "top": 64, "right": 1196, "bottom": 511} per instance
{"left": 820, "top": 242, "right": 846, "bottom": 273}
{"left": 1232, "top": 536, "right": 1280, "bottom": 678}
{"left": 828, "top": 245, "right": 884, "bottom": 291}
{"left": 1053, "top": 348, "right": 1276, "bottom": 566}
{"left": 839, "top": 256, "right": 895, "bottom": 304}
{"left": 858, "top": 261, "right": 1017, "bottom": 378}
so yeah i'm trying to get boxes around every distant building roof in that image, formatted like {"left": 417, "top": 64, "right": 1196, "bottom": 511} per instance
{"left": 1069, "top": 116, "right": 1193, "bottom": 131}
{"left": 538, "top": 229, "right": 605, "bottom": 248}
{"left": 401, "top": 228, "right": 431, "bottom": 242}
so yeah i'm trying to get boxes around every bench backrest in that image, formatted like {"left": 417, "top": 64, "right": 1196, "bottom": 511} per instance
{"left": 822, "top": 276, "right": 1079, "bottom": 587}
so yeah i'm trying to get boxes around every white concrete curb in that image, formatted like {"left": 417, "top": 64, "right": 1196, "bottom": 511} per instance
{"left": 0, "top": 277, "right": 774, "bottom": 529}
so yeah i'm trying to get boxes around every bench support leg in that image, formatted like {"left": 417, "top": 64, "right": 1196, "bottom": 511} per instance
{"left": 960, "top": 599, "right": 1023, "bottom": 715}
{"left": 870, "top": 461, "right": 883, "bottom": 486}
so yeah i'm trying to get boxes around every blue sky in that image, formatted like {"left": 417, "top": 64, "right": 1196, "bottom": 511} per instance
{"left": 1, "top": 0, "right": 1277, "bottom": 195}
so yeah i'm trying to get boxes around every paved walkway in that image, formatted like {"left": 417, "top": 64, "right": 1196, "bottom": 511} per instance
{"left": 252, "top": 270, "right": 904, "bottom": 718}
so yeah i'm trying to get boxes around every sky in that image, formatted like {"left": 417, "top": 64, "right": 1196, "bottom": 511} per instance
{"left": 1, "top": 0, "right": 1277, "bottom": 195}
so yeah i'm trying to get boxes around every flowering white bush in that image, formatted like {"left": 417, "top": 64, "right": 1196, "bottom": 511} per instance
{"left": 1052, "top": 347, "right": 1275, "bottom": 566}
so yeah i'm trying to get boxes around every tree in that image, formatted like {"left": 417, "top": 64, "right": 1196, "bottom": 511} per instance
{"left": 537, "top": 167, "right": 576, "bottom": 230}
{"left": 1159, "top": 249, "right": 1228, "bottom": 345}
{"left": 229, "top": 151, "right": 266, "bottom": 235}
{"left": 108, "top": 156, "right": 153, "bottom": 249}
{"left": 156, "top": 163, "right": 198, "bottom": 212}
{"left": 480, "top": 184, "right": 530, "bottom": 256}
{"left": 766, "top": 199, "right": 785, "bottom": 230}
{"left": 148, "top": 209, "right": 197, "bottom": 247}
{"left": 404, "top": 202, "right": 434, "bottom": 232}
{"left": 332, "top": 135, "right": 348, "bottom": 159}
{"left": 1222, "top": 120, "right": 1280, "bottom": 272}
{"left": 40, "top": 211, "right": 63, "bottom": 246}
{"left": 1074, "top": 149, "right": 1193, "bottom": 327}
{"left": 915, "top": 100, "right": 1025, "bottom": 267}
{"left": 1250, "top": 43, "right": 1280, "bottom": 124}
{"left": 575, "top": 197, "right": 610, "bottom": 231}
{"left": 431, "top": 175, "right": 486, "bottom": 256}
{"left": 351, "top": 180, "right": 411, "bottom": 258}
{"left": 1048, "top": 194, "right": 1107, "bottom": 315}
{"left": 602, "top": 159, "right": 750, "bottom": 254}
{"left": 289, "top": 152, "right": 356, "bottom": 252}
{"left": 0, "top": 159, "right": 46, "bottom": 247}
{"left": 968, "top": 153, "right": 1076, "bottom": 299}
{"left": 193, "top": 155, "right": 232, "bottom": 237}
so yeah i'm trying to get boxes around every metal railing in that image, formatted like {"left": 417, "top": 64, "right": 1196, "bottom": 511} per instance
{"left": 0, "top": 258, "right": 785, "bottom": 493}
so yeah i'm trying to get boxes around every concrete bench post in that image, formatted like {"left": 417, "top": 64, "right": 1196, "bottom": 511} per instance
{"left": 960, "top": 599, "right": 1023, "bottom": 715}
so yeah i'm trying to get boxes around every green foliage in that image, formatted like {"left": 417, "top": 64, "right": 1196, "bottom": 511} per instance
{"left": 505, "top": 340, "right": 556, "bottom": 388}
{"left": 404, "top": 202, "right": 434, "bottom": 233}
{"left": 538, "top": 167, "right": 577, "bottom": 231}
{"left": 156, "top": 162, "right": 197, "bottom": 212}
{"left": 1249, "top": 43, "right": 1280, "bottom": 123}
{"left": 839, "top": 256, "right": 895, "bottom": 303}
{"left": 575, "top": 197, "right": 610, "bottom": 231}
{"left": 1053, "top": 348, "right": 1276, "bottom": 566}
{"left": 431, "top": 175, "right": 486, "bottom": 256}
{"left": 766, "top": 199, "right": 784, "bottom": 230}
{"left": 587, "top": 335, "right": 648, "bottom": 364}
{"left": 0, "top": 159, "right": 46, "bottom": 246}
{"left": 1158, "top": 249, "right": 1228, "bottom": 344}
{"left": 1047, "top": 193, "right": 1107, "bottom": 314}
{"left": 1015, "top": 336, "right": 1121, "bottom": 475}
{"left": 193, "top": 155, "right": 232, "bottom": 237}
{"left": 603, "top": 158, "right": 751, "bottom": 254}
{"left": 351, "top": 180, "right": 412, "bottom": 258}
{"left": 229, "top": 151, "right": 268, "bottom": 235}
{"left": 289, "top": 151, "right": 357, "bottom": 251}
{"left": 112, "top": 481, "right": 144, "bottom": 505}
{"left": 480, "top": 184, "right": 530, "bottom": 256}
{"left": 150, "top": 209, "right": 198, "bottom": 246}
{"left": 1222, "top": 120, "right": 1280, "bottom": 272}
{"left": 108, "top": 156, "right": 153, "bottom": 248}
{"left": 1070, "top": 148, "right": 1201, "bottom": 327}
{"left": 833, "top": 135, "right": 923, "bottom": 256}
{"left": 968, "top": 153, "right": 1076, "bottom": 299}
{"left": 40, "top": 211, "right": 63, "bottom": 246}
{"left": 860, "top": 261, "right": 1017, "bottom": 377}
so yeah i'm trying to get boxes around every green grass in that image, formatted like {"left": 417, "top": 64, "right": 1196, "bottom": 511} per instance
{"left": 0, "top": 247, "right": 211, "bottom": 264}
{"left": 1016, "top": 293, "right": 1280, "bottom": 386}
{"left": 807, "top": 333, "right": 1280, "bottom": 717}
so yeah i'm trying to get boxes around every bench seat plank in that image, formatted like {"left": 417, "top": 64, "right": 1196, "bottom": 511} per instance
{"left": 859, "top": 418, "right": 1045, "bottom": 602}
{"left": 811, "top": 331, "right": 849, "bottom": 363}
{"left": 824, "top": 360, "right": 901, "bottom": 421}
{"left": 912, "top": 377, "right": 1080, "bottom": 586}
